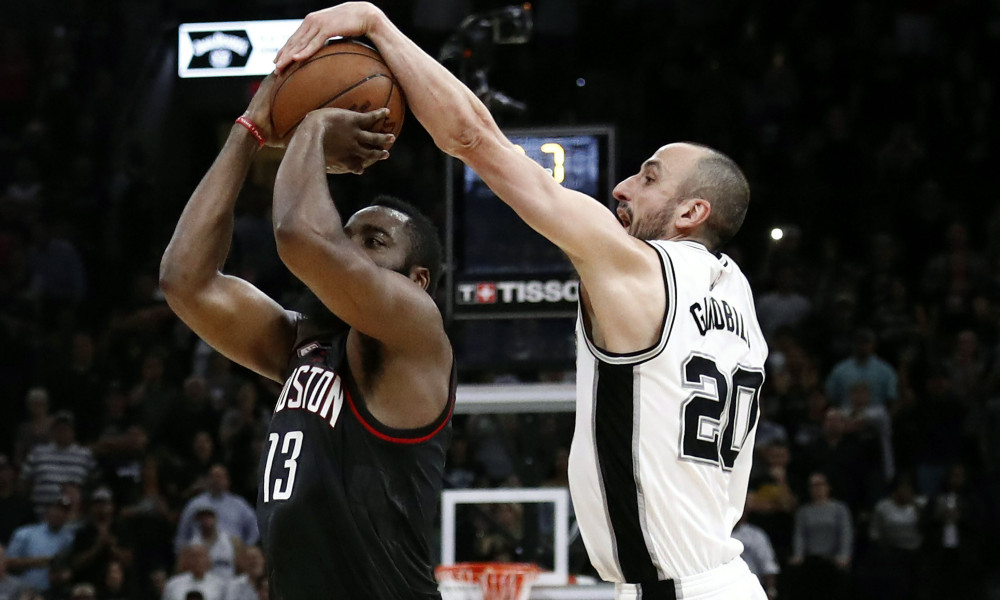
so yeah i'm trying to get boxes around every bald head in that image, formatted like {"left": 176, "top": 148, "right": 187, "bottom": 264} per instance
{"left": 673, "top": 143, "right": 750, "bottom": 249}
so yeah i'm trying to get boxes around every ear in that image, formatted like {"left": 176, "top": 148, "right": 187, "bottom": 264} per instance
{"left": 675, "top": 198, "right": 711, "bottom": 233}
{"left": 410, "top": 266, "right": 431, "bottom": 291}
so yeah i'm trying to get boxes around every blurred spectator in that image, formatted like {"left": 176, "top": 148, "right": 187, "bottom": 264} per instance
{"left": 5, "top": 495, "right": 75, "bottom": 593}
{"left": 920, "top": 222, "right": 990, "bottom": 323}
{"left": 0, "top": 455, "right": 32, "bottom": 546}
{"left": 44, "top": 331, "right": 105, "bottom": 443}
{"left": 160, "top": 377, "right": 219, "bottom": 461}
{"left": 222, "top": 545, "right": 266, "bottom": 600}
{"left": 69, "top": 582, "right": 96, "bottom": 600}
{"left": 789, "top": 389, "right": 830, "bottom": 453}
{"left": 788, "top": 473, "right": 853, "bottom": 600}
{"left": 863, "top": 474, "right": 923, "bottom": 600}
{"left": 161, "top": 545, "right": 225, "bottom": 600}
{"left": 755, "top": 266, "right": 812, "bottom": 341}
{"left": 443, "top": 434, "right": 478, "bottom": 490}
{"left": 217, "top": 383, "right": 268, "bottom": 500}
{"left": 185, "top": 506, "right": 236, "bottom": 582}
{"left": 13, "top": 387, "right": 52, "bottom": 467}
{"left": 824, "top": 329, "right": 899, "bottom": 409}
{"left": 942, "top": 329, "right": 988, "bottom": 402}
{"left": 843, "top": 382, "right": 895, "bottom": 484}
{"left": 797, "top": 408, "right": 878, "bottom": 513}
{"left": 924, "top": 463, "right": 987, "bottom": 599}
{"left": 0, "top": 544, "right": 26, "bottom": 600}
{"left": 102, "top": 559, "right": 131, "bottom": 600}
{"left": 129, "top": 352, "right": 176, "bottom": 439}
{"left": 176, "top": 431, "right": 218, "bottom": 501}
{"left": 119, "top": 457, "right": 175, "bottom": 597}
{"left": 19, "top": 411, "right": 96, "bottom": 517}
{"left": 911, "top": 365, "right": 969, "bottom": 496}
{"left": 733, "top": 508, "right": 780, "bottom": 600}
{"left": 25, "top": 219, "right": 88, "bottom": 316}
{"left": 174, "top": 466, "right": 258, "bottom": 553}
{"left": 67, "top": 487, "right": 134, "bottom": 593}
{"left": 201, "top": 352, "right": 242, "bottom": 412}
{"left": 91, "top": 383, "right": 148, "bottom": 507}
{"left": 748, "top": 441, "right": 799, "bottom": 563}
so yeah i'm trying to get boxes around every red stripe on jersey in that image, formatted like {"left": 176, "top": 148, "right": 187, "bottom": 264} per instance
{"left": 344, "top": 387, "right": 454, "bottom": 445}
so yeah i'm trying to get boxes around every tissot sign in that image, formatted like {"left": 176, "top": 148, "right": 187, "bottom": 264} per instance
{"left": 178, "top": 20, "right": 302, "bottom": 78}
{"left": 454, "top": 276, "right": 579, "bottom": 316}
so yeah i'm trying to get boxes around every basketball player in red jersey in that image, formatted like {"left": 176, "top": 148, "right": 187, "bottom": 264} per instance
{"left": 277, "top": 5, "right": 769, "bottom": 599}
{"left": 160, "top": 73, "right": 455, "bottom": 599}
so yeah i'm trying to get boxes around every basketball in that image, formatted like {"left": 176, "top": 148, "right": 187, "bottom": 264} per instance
{"left": 269, "top": 38, "right": 406, "bottom": 139}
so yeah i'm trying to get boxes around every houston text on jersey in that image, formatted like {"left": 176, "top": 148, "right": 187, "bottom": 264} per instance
{"left": 273, "top": 364, "right": 345, "bottom": 428}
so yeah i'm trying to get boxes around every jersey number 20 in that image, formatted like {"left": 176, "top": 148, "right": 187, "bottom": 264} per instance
{"left": 263, "top": 431, "right": 303, "bottom": 502}
{"left": 680, "top": 354, "right": 763, "bottom": 470}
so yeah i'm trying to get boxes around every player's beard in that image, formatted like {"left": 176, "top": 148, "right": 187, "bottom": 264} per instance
{"left": 630, "top": 210, "right": 672, "bottom": 241}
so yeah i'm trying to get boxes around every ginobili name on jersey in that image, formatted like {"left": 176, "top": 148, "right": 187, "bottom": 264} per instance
{"left": 689, "top": 296, "right": 751, "bottom": 349}
{"left": 273, "top": 364, "right": 345, "bottom": 427}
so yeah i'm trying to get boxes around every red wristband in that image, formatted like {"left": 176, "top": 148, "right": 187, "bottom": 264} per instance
{"left": 235, "top": 116, "right": 266, "bottom": 147}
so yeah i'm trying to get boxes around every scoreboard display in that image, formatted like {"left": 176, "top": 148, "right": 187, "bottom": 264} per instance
{"left": 446, "top": 125, "right": 616, "bottom": 320}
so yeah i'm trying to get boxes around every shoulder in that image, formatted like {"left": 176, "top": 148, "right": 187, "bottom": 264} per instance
{"left": 9, "top": 524, "right": 36, "bottom": 544}
{"left": 227, "top": 493, "right": 255, "bottom": 511}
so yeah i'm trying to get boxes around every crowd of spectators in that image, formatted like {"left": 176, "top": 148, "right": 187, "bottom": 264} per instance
{"left": 2, "top": 1, "right": 1000, "bottom": 599}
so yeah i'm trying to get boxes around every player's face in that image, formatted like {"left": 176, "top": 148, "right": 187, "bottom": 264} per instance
{"left": 345, "top": 207, "right": 417, "bottom": 280}
{"left": 612, "top": 144, "right": 705, "bottom": 241}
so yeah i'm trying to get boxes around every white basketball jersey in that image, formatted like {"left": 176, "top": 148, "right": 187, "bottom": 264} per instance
{"left": 569, "top": 240, "right": 768, "bottom": 583}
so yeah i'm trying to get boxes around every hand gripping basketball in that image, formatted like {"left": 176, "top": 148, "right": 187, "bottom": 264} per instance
{"left": 299, "top": 107, "right": 394, "bottom": 175}
{"left": 240, "top": 73, "right": 288, "bottom": 148}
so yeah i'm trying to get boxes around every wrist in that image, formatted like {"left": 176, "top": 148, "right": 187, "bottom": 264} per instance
{"left": 366, "top": 5, "right": 390, "bottom": 40}
{"left": 235, "top": 115, "right": 266, "bottom": 147}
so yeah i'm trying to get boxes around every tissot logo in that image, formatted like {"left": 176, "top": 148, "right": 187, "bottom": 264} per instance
{"left": 457, "top": 280, "right": 579, "bottom": 305}
{"left": 187, "top": 30, "right": 253, "bottom": 69}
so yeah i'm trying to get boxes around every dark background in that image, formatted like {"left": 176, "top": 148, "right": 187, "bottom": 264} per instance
{"left": 2, "top": 1, "right": 1000, "bottom": 599}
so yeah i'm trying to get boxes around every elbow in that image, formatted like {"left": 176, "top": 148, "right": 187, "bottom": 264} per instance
{"left": 273, "top": 215, "right": 317, "bottom": 272}
{"left": 158, "top": 249, "right": 186, "bottom": 302}
{"left": 437, "top": 114, "right": 492, "bottom": 161}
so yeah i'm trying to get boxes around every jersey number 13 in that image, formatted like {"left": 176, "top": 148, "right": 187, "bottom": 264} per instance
{"left": 680, "top": 354, "right": 764, "bottom": 470}
{"left": 263, "top": 431, "right": 303, "bottom": 502}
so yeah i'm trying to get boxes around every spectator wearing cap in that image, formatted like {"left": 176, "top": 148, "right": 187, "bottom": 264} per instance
{"left": 0, "top": 543, "right": 27, "bottom": 600}
{"left": 162, "top": 545, "right": 225, "bottom": 600}
{"left": 186, "top": 505, "right": 236, "bottom": 581}
{"left": 174, "top": 465, "right": 257, "bottom": 553}
{"left": 68, "top": 487, "right": 134, "bottom": 591}
{"left": 4, "top": 495, "right": 75, "bottom": 592}
{"left": 824, "top": 328, "right": 899, "bottom": 409}
{"left": 20, "top": 410, "right": 96, "bottom": 517}
{"left": 0, "top": 455, "right": 33, "bottom": 546}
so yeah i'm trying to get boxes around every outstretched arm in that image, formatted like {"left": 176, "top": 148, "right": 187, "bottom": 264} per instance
{"left": 160, "top": 75, "right": 296, "bottom": 382}
{"left": 275, "top": 4, "right": 643, "bottom": 277}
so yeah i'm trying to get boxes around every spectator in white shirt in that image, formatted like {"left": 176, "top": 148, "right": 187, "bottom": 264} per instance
{"left": 161, "top": 545, "right": 225, "bottom": 600}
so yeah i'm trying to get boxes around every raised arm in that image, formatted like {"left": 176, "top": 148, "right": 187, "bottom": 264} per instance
{"left": 160, "top": 75, "right": 296, "bottom": 382}
{"left": 271, "top": 107, "right": 448, "bottom": 354}
{"left": 275, "top": 4, "right": 645, "bottom": 277}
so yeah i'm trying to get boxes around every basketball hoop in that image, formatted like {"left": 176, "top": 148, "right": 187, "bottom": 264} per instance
{"left": 436, "top": 563, "right": 540, "bottom": 600}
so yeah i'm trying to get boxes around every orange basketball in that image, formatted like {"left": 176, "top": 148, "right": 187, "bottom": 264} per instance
{"left": 269, "top": 38, "right": 405, "bottom": 139}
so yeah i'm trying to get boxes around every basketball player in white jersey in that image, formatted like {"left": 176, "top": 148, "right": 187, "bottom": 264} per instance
{"left": 275, "top": 5, "right": 769, "bottom": 598}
